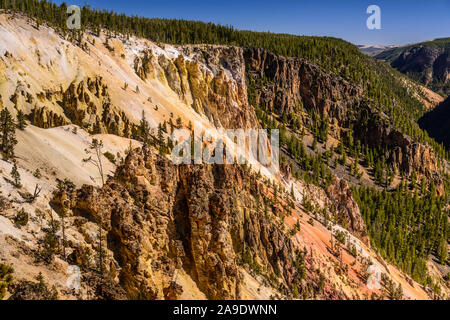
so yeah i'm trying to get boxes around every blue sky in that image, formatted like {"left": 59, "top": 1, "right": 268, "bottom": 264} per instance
{"left": 55, "top": 0, "right": 450, "bottom": 46}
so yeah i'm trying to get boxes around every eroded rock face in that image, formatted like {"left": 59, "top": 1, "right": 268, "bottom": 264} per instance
{"left": 51, "top": 147, "right": 341, "bottom": 300}
{"left": 31, "top": 106, "right": 68, "bottom": 128}
{"left": 244, "top": 48, "right": 362, "bottom": 121}
{"left": 244, "top": 47, "right": 444, "bottom": 191}
{"left": 354, "top": 106, "right": 444, "bottom": 193}
{"left": 133, "top": 46, "right": 259, "bottom": 130}
{"left": 327, "top": 177, "right": 368, "bottom": 244}
{"left": 26, "top": 76, "right": 133, "bottom": 137}
{"left": 60, "top": 77, "right": 133, "bottom": 136}
{"left": 0, "top": 196, "right": 12, "bottom": 212}
{"left": 134, "top": 49, "right": 158, "bottom": 81}
{"left": 18, "top": 39, "right": 443, "bottom": 193}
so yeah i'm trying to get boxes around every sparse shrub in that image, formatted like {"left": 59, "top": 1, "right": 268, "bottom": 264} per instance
{"left": 348, "top": 243, "right": 358, "bottom": 258}
{"left": 16, "top": 110, "right": 27, "bottom": 130}
{"left": 33, "top": 168, "right": 42, "bottom": 179}
{"left": 176, "top": 116, "right": 182, "bottom": 128}
{"left": 40, "top": 216, "right": 60, "bottom": 263}
{"left": 56, "top": 178, "right": 75, "bottom": 193}
{"left": 10, "top": 161, "right": 21, "bottom": 188}
{"left": 0, "top": 263, "right": 14, "bottom": 299}
{"left": 290, "top": 221, "right": 301, "bottom": 236}
{"left": 334, "top": 230, "right": 347, "bottom": 245}
{"left": 0, "top": 108, "right": 18, "bottom": 160}
{"left": 14, "top": 208, "right": 29, "bottom": 227}
{"left": 0, "top": 263, "right": 14, "bottom": 300}
{"left": 103, "top": 151, "right": 116, "bottom": 164}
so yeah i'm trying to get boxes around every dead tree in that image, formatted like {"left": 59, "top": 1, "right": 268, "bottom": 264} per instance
{"left": 21, "top": 184, "right": 42, "bottom": 203}
{"left": 60, "top": 206, "right": 67, "bottom": 260}
{"left": 31, "top": 184, "right": 42, "bottom": 202}
{"left": 82, "top": 139, "right": 105, "bottom": 186}
{"left": 82, "top": 139, "right": 105, "bottom": 274}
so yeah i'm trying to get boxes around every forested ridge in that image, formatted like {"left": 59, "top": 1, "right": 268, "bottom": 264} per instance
{"left": 353, "top": 183, "right": 448, "bottom": 293}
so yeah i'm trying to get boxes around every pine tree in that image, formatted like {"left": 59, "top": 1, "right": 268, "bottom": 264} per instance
{"left": 16, "top": 109, "right": 27, "bottom": 130}
{"left": 157, "top": 123, "right": 166, "bottom": 155}
{"left": 176, "top": 116, "right": 182, "bottom": 128}
{"left": 138, "top": 111, "right": 150, "bottom": 146}
{"left": 0, "top": 108, "right": 17, "bottom": 160}
{"left": 438, "top": 236, "right": 447, "bottom": 265}
{"left": 0, "top": 263, "right": 13, "bottom": 300}
{"left": 10, "top": 161, "right": 21, "bottom": 188}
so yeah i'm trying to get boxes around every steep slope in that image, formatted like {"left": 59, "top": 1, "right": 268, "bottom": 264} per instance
{"left": 376, "top": 38, "right": 450, "bottom": 96}
{"left": 244, "top": 48, "right": 445, "bottom": 193}
{"left": 48, "top": 146, "right": 431, "bottom": 300}
{"left": 419, "top": 96, "right": 450, "bottom": 150}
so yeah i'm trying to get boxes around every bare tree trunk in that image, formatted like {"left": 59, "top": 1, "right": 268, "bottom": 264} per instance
{"left": 98, "top": 218, "right": 103, "bottom": 276}
{"left": 61, "top": 212, "right": 66, "bottom": 259}
{"left": 96, "top": 147, "right": 104, "bottom": 186}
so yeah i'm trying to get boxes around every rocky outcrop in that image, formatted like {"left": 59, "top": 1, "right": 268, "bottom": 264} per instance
{"left": 31, "top": 106, "right": 69, "bottom": 128}
{"left": 27, "top": 76, "right": 134, "bottom": 137}
{"left": 61, "top": 77, "right": 133, "bottom": 136}
{"left": 134, "top": 49, "right": 158, "bottom": 81}
{"left": 327, "top": 177, "right": 368, "bottom": 244}
{"left": 51, "top": 147, "right": 343, "bottom": 300}
{"left": 133, "top": 46, "right": 259, "bottom": 130}
{"left": 388, "top": 133, "right": 439, "bottom": 176}
{"left": 354, "top": 105, "right": 444, "bottom": 192}
{"left": 0, "top": 196, "right": 12, "bottom": 212}
{"left": 244, "top": 47, "right": 362, "bottom": 128}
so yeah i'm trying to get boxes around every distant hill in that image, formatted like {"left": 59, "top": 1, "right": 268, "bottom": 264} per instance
{"left": 419, "top": 96, "right": 450, "bottom": 150}
{"left": 358, "top": 45, "right": 397, "bottom": 57}
{"left": 376, "top": 38, "right": 450, "bottom": 96}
